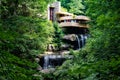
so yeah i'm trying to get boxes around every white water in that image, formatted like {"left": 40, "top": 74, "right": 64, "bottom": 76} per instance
{"left": 43, "top": 55, "right": 49, "bottom": 69}
{"left": 76, "top": 35, "right": 81, "bottom": 49}
{"left": 80, "top": 34, "right": 84, "bottom": 47}
{"left": 43, "top": 55, "right": 67, "bottom": 69}
{"left": 76, "top": 34, "right": 88, "bottom": 50}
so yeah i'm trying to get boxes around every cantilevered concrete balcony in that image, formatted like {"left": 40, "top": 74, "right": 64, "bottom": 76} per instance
{"left": 59, "top": 22, "right": 89, "bottom": 28}
{"left": 58, "top": 15, "right": 90, "bottom": 21}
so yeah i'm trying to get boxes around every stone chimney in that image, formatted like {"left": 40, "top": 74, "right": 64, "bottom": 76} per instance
{"left": 48, "top": 1, "right": 61, "bottom": 21}
{"left": 53, "top": 1, "right": 61, "bottom": 12}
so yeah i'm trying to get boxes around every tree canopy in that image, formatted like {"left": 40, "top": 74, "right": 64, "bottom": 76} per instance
{"left": 58, "top": 0, "right": 85, "bottom": 15}
{"left": 0, "top": 0, "right": 54, "bottom": 79}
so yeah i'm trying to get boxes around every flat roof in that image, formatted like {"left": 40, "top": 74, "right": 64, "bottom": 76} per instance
{"left": 56, "top": 12, "right": 73, "bottom": 16}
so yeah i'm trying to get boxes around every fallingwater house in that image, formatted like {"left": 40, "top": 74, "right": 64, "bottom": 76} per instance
{"left": 39, "top": 2, "right": 90, "bottom": 70}
{"left": 48, "top": 1, "right": 90, "bottom": 50}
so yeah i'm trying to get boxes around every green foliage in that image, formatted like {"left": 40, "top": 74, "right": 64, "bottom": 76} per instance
{"left": 53, "top": 22, "right": 64, "bottom": 50}
{"left": 68, "top": 0, "right": 85, "bottom": 15}
{"left": 61, "top": 7, "right": 68, "bottom": 12}
{"left": 58, "top": 0, "right": 85, "bottom": 15}
{"left": 0, "top": 0, "right": 53, "bottom": 18}
{"left": 1, "top": 16, "right": 54, "bottom": 57}
{"left": 0, "top": 0, "right": 54, "bottom": 80}
{"left": 0, "top": 51, "right": 40, "bottom": 80}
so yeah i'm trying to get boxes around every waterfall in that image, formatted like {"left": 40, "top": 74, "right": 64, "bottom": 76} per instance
{"left": 84, "top": 35, "right": 87, "bottom": 40}
{"left": 84, "top": 34, "right": 88, "bottom": 44}
{"left": 42, "top": 55, "right": 66, "bottom": 69}
{"left": 76, "top": 35, "right": 81, "bottom": 49}
{"left": 80, "top": 34, "right": 84, "bottom": 47}
{"left": 76, "top": 34, "right": 88, "bottom": 49}
{"left": 43, "top": 55, "right": 49, "bottom": 69}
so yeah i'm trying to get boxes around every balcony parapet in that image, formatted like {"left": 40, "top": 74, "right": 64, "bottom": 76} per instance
{"left": 59, "top": 15, "right": 90, "bottom": 21}
{"left": 59, "top": 22, "right": 89, "bottom": 28}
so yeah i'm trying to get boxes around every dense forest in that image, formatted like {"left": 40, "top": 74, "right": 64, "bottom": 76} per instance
{"left": 0, "top": 0, "right": 55, "bottom": 79}
{"left": 0, "top": 0, "right": 120, "bottom": 80}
